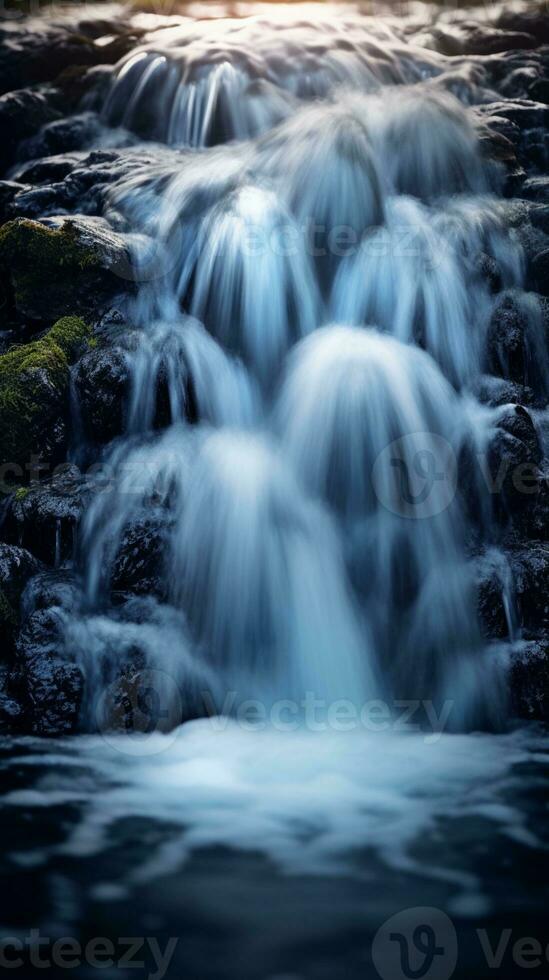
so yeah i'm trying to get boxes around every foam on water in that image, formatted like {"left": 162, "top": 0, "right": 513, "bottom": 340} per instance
{"left": 1, "top": 723, "right": 547, "bottom": 915}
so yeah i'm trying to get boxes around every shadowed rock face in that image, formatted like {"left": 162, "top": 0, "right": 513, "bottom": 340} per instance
{"left": 0, "top": 1, "right": 547, "bottom": 734}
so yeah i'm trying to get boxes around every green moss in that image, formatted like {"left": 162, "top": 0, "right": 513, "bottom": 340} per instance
{"left": 0, "top": 316, "right": 90, "bottom": 476}
{"left": 0, "top": 219, "right": 100, "bottom": 317}
{"left": 14, "top": 487, "right": 30, "bottom": 502}
{"left": 49, "top": 316, "right": 92, "bottom": 360}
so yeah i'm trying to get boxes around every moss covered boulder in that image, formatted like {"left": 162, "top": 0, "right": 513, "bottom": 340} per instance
{"left": 0, "top": 316, "right": 90, "bottom": 482}
{"left": 0, "top": 216, "right": 133, "bottom": 323}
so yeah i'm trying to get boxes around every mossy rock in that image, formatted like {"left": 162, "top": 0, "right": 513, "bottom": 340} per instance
{"left": 0, "top": 316, "right": 90, "bottom": 482}
{"left": 0, "top": 217, "right": 131, "bottom": 323}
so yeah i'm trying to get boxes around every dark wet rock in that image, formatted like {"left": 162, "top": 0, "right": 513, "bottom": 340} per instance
{"left": 529, "top": 203, "right": 549, "bottom": 234}
{"left": 508, "top": 543, "right": 549, "bottom": 634}
{"left": 496, "top": 404, "right": 543, "bottom": 466}
{"left": 530, "top": 248, "right": 549, "bottom": 296}
{"left": 528, "top": 78, "right": 549, "bottom": 105}
{"left": 519, "top": 168, "right": 549, "bottom": 199}
{"left": 0, "top": 691, "right": 23, "bottom": 733}
{"left": 476, "top": 553, "right": 512, "bottom": 641}
{"left": 479, "top": 99, "right": 549, "bottom": 131}
{"left": 0, "top": 87, "right": 60, "bottom": 176}
{"left": 5, "top": 144, "right": 179, "bottom": 222}
{"left": 0, "top": 543, "right": 42, "bottom": 658}
{"left": 74, "top": 344, "right": 129, "bottom": 444}
{"left": 512, "top": 217, "right": 549, "bottom": 291}
{"left": 496, "top": 8, "right": 549, "bottom": 47}
{"left": 21, "top": 568, "right": 81, "bottom": 621}
{"left": 0, "top": 216, "right": 134, "bottom": 324}
{"left": 486, "top": 290, "right": 548, "bottom": 393}
{"left": 1, "top": 182, "right": 75, "bottom": 220}
{"left": 14, "top": 153, "right": 84, "bottom": 185}
{"left": 4, "top": 465, "right": 90, "bottom": 565}
{"left": 0, "top": 180, "right": 29, "bottom": 222}
{"left": 509, "top": 637, "right": 549, "bottom": 721}
{"left": 478, "top": 100, "right": 549, "bottom": 178}
{"left": 0, "top": 317, "right": 91, "bottom": 478}
{"left": 19, "top": 112, "right": 104, "bottom": 162}
{"left": 111, "top": 511, "right": 171, "bottom": 599}
{"left": 0, "top": 19, "right": 143, "bottom": 96}
{"left": 0, "top": 542, "right": 42, "bottom": 607}
{"left": 474, "top": 375, "right": 537, "bottom": 409}
{"left": 9, "top": 607, "right": 83, "bottom": 735}
{"left": 485, "top": 405, "right": 543, "bottom": 526}
{"left": 422, "top": 22, "right": 536, "bottom": 58}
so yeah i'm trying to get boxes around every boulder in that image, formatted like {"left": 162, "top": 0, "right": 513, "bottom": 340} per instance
{"left": 9, "top": 607, "right": 83, "bottom": 735}
{"left": 509, "top": 638, "right": 548, "bottom": 721}
{"left": 486, "top": 290, "right": 548, "bottom": 396}
{"left": 522, "top": 177, "right": 549, "bottom": 204}
{"left": 0, "top": 543, "right": 42, "bottom": 659}
{"left": 0, "top": 216, "right": 134, "bottom": 324}
{"left": 111, "top": 511, "right": 171, "bottom": 599}
{"left": 5, "top": 464, "right": 90, "bottom": 565}
{"left": 21, "top": 569, "right": 81, "bottom": 620}
{"left": 18, "top": 112, "right": 103, "bottom": 162}
{"left": 0, "top": 20, "right": 142, "bottom": 96}
{"left": 508, "top": 543, "right": 549, "bottom": 634}
{"left": 476, "top": 552, "right": 514, "bottom": 641}
{"left": 530, "top": 248, "right": 549, "bottom": 296}
{"left": 74, "top": 344, "right": 129, "bottom": 444}
{"left": 0, "top": 691, "right": 23, "bottom": 733}
{"left": 485, "top": 405, "right": 543, "bottom": 526}
{"left": 0, "top": 317, "right": 91, "bottom": 480}
{"left": 424, "top": 23, "right": 537, "bottom": 58}
{"left": 0, "top": 87, "right": 60, "bottom": 176}
{"left": 474, "top": 375, "right": 536, "bottom": 409}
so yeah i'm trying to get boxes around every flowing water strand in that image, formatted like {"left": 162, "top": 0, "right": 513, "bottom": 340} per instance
{"left": 276, "top": 326, "right": 506, "bottom": 730}
{"left": 170, "top": 428, "right": 380, "bottom": 710}
{"left": 80, "top": 426, "right": 194, "bottom": 609}
{"left": 187, "top": 184, "right": 321, "bottom": 385}
{"left": 254, "top": 99, "right": 385, "bottom": 287}
{"left": 363, "top": 85, "right": 492, "bottom": 200}
{"left": 126, "top": 317, "right": 259, "bottom": 434}
{"left": 331, "top": 196, "right": 485, "bottom": 388}
{"left": 102, "top": 12, "right": 444, "bottom": 147}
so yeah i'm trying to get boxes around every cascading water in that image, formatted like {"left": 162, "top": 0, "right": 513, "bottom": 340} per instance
{"left": 275, "top": 326, "right": 505, "bottom": 729}
{"left": 63, "top": 5, "right": 533, "bottom": 736}
{"left": 3, "top": 8, "right": 549, "bottom": 971}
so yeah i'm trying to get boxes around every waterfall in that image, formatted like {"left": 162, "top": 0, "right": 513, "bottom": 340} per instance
{"left": 65, "top": 8, "right": 519, "bottom": 734}
{"left": 276, "top": 326, "right": 504, "bottom": 729}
